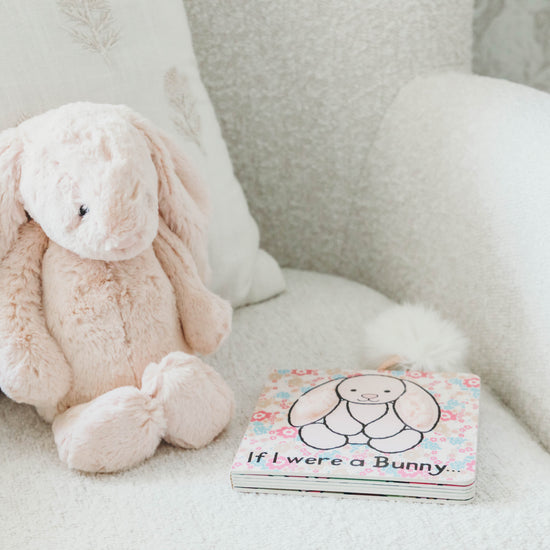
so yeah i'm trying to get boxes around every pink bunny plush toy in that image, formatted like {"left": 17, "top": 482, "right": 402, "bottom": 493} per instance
{"left": 0, "top": 102, "right": 234, "bottom": 473}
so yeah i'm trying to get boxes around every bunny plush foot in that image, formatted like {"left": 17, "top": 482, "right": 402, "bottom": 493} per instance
{"left": 52, "top": 386, "right": 167, "bottom": 473}
{"left": 142, "top": 351, "right": 234, "bottom": 449}
{"left": 52, "top": 352, "right": 233, "bottom": 472}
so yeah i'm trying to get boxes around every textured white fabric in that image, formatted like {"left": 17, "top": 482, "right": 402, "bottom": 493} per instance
{"left": 364, "top": 303, "right": 469, "bottom": 371}
{"left": 185, "top": 0, "right": 473, "bottom": 275}
{"left": 1, "top": 270, "right": 549, "bottom": 549}
{"left": 363, "top": 72, "right": 550, "bottom": 451}
{"left": 0, "top": 0, "right": 284, "bottom": 306}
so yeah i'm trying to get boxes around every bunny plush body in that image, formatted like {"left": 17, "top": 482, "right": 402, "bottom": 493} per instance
{"left": 0, "top": 102, "right": 234, "bottom": 473}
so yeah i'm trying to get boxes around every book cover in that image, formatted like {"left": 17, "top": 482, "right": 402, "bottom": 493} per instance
{"left": 231, "top": 368, "right": 480, "bottom": 502}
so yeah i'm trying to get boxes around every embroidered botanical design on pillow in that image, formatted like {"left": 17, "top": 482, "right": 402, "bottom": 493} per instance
{"left": 57, "top": 0, "right": 121, "bottom": 62}
{"left": 164, "top": 67, "right": 203, "bottom": 151}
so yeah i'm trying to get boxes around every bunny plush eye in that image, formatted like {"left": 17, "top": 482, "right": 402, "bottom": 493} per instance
{"left": 350, "top": 389, "right": 357, "bottom": 392}
{"left": 79, "top": 205, "right": 89, "bottom": 217}
{"left": 384, "top": 390, "right": 391, "bottom": 393}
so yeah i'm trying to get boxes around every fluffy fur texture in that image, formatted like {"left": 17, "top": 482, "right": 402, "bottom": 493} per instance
{"left": 0, "top": 102, "right": 234, "bottom": 472}
{"left": 364, "top": 303, "right": 469, "bottom": 372}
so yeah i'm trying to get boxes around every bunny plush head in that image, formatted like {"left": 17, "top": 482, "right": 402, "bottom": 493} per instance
{"left": 0, "top": 102, "right": 208, "bottom": 265}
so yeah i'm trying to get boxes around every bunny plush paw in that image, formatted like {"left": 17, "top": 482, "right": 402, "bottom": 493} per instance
{"left": 183, "top": 293, "right": 232, "bottom": 356}
{"left": 52, "top": 386, "right": 166, "bottom": 473}
{"left": 0, "top": 345, "right": 72, "bottom": 410}
{"left": 142, "top": 351, "right": 234, "bottom": 449}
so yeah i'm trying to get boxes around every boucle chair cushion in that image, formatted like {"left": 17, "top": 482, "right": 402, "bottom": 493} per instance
{"left": 2, "top": 270, "right": 549, "bottom": 549}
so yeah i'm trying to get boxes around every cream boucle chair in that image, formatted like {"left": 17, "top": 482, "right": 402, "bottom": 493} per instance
{"left": 2, "top": 1, "right": 549, "bottom": 548}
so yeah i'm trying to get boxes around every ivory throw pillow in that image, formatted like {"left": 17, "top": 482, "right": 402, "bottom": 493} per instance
{"left": 0, "top": 0, "right": 284, "bottom": 306}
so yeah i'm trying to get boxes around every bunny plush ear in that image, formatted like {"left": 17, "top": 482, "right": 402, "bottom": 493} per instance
{"left": 0, "top": 128, "right": 26, "bottom": 262}
{"left": 288, "top": 379, "right": 342, "bottom": 427}
{"left": 394, "top": 380, "right": 440, "bottom": 432}
{"left": 118, "top": 106, "right": 210, "bottom": 281}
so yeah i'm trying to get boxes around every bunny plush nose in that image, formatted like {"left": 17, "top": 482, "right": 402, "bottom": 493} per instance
{"left": 361, "top": 393, "right": 379, "bottom": 400}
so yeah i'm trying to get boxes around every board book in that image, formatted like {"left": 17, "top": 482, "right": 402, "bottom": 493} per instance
{"left": 230, "top": 368, "right": 480, "bottom": 502}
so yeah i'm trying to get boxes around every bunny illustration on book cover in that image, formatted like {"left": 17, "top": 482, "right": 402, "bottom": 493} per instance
{"left": 288, "top": 374, "right": 440, "bottom": 453}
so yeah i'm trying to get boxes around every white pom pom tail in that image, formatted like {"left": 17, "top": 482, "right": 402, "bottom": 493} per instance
{"left": 364, "top": 303, "right": 469, "bottom": 372}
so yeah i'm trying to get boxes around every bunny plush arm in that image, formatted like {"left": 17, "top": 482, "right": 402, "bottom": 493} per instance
{"left": 121, "top": 106, "right": 232, "bottom": 356}
{"left": 153, "top": 218, "right": 232, "bottom": 356}
{"left": 0, "top": 221, "right": 72, "bottom": 408}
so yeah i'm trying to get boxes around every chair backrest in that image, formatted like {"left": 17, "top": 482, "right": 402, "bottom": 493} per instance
{"left": 186, "top": 0, "right": 473, "bottom": 276}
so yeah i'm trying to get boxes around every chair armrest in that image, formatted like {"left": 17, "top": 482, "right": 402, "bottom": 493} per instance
{"left": 363, "top": 72, "right": 550, "bottom": 450}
